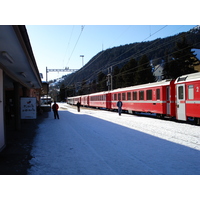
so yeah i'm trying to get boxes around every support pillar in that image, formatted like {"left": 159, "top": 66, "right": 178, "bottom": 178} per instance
{"left": 13, "top": 82, "right": 21, "bottom": 131}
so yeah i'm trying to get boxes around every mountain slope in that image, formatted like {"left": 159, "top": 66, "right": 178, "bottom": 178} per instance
{"left": 62, "top": 26, "right": 200, "bottom": 87}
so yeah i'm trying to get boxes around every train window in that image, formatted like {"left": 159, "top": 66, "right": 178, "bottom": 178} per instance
{"left": 133, "top": 91, "right": 137, "bottom": 100}
{"left": 139, "top": 91, "right": 144, "bottom": 100}
{"left": 188, "top": 85, "right": 194, "bottom": 99}
{"left": 122, "top": 93, "right": 126, "bottom": 100}
{"left": 178, "top": 86, "right": 184, "bottom": 100}
{"left": 156, "top": 89, "right": 160, "bottom": 100}
{"left": 146, "top": 90, "right": 152, "bottom": 100}
{"left": 118, "top": 93, "right": 121, "bottom": 100}
{"left": 114, "top": 94, "right": 117, "bottom": 100}
{"left": 127, "top": 92, "right": 131, "bottom": 100}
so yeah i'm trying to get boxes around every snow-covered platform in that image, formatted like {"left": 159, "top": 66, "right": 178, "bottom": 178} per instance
{"left": 28, "top": 103, "right": 200, "bottom": 175}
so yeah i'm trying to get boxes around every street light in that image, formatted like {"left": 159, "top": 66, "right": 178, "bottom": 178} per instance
{"left": 80, "top": 55, "right": 84, "bottom": 68}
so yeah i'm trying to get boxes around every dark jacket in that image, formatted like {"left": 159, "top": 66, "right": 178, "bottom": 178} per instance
{"left": 117, "top": 101, "right": 123, "bottom": 108}
{"left": 52, "top": 103, "right": 59, "bottom": 111}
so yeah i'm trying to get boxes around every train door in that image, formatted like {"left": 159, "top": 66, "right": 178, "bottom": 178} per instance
{"left": 166, "top": 86, "right": 170, "bottom": 115}
{"left": 106, "top": 93, "right": 111, "bottom": 109}
{"left": 176, "top": 84, "right": 186, "bottom": 121}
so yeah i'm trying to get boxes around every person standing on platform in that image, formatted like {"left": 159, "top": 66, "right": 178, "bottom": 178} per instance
{"left": 52, "top": 101, "right": 59, "bottom": 119}
{"left": 77, "top": 101, "right": 81, "bottom": 112}
{"left": 117, "top": 100, "right": 123, "bottom": 116}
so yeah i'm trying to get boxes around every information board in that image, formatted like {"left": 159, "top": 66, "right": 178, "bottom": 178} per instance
{"left": 21, "top": 97, "right": 37, "bottom": 119}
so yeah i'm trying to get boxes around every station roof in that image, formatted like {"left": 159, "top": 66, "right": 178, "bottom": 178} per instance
{"left": 0, "top": 25, "right": 42, "bottom": 89}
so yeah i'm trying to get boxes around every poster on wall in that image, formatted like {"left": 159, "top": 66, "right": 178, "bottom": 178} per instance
{"left": 21, "top": 97, "right": 37, "bottom": 119}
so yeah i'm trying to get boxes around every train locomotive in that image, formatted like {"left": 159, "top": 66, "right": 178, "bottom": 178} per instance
{"left": 67, "top": 72, "right": 200, "bottom": 125}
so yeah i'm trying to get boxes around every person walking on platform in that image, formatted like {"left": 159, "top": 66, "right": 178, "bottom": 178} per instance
{"left": 52, "top": 101, "right": 59, "bottom": 119}
{"left": 117, "top": 100, "right": 123, "bottom": 116}
{"left": 77, "top": 101, "right": 81, "bottom": 112}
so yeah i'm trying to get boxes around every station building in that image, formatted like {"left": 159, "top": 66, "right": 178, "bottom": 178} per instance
{"left": 0, "top": 25, "right": 42, "bottom": 152}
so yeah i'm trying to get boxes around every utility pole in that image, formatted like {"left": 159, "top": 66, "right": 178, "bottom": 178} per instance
{"left": 107, "top": 66, "right": 113, "bottom": 91}
{"left": 80, "top": 55, "right": 84, "bottom": 68}
{"left": 46, "top": 66, "right": 48, "bottom": 82}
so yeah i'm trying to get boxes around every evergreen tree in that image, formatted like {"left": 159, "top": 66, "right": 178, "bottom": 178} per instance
{"left": 59, "top": 84, "right": 66, "bottom": 101}
{"left": 113, "top": 66, "right": 123, "bottom": 89}
{"left": 78, "top": 79, "right": 87, "bottom": 95}
{"left": 121, "top": 58, "right": 138, "bottom": 87}
{"left": 90, "top": 79, "right": 97, "bottom": 93}
{"left": 163, "top": 34, "right": 198, "bottom": 79}
{"left": 112, "top": 66, "right": 120, "bottom": 89}
{"left": 134, "top": 55, "right": 154, "bottom": 85}
{"left": 97, "top": 71, "right": 107, "bottom": 92}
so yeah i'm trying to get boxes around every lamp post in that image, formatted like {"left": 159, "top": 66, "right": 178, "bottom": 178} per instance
{"left": 80, "top": 55, "right": 84, "bottom": 68}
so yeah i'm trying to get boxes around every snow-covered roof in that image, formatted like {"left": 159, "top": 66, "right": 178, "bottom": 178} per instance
{"left": 88, "top": 91, "right": 110, "bottom": 96}
{"left": 175, "top": 72, "right": 200, "bottom": 84}
{"left": 112, "top": 79, "right": 172, "bottom": 93}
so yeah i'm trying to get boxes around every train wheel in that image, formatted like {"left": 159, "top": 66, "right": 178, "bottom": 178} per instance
{"left": 194, "top": 118, "right": 200, "bottom": 125}
{"left": 156, "top": 114, "right": 164, "bottom": 119}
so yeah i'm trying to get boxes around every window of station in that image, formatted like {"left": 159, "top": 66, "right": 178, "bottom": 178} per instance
{"left": 156, "top": 89, "right": 160, "bottom": 100}
{"left": 122, "top": 93, "right": 126, "bottom": 100}
{"left": 146, "top": 90, "right": 152, "bottom": 100}
{"left": 188, "top": 85, "right": 194, "bottom": 99}
{"left": 139, "top": 91, "right": 144, "bottom": 100}
{"left": 133, "top": 91, "right": 137, "bottom": 100}
{"left": 127, "top": 92, "right": 131, "bottom": 100}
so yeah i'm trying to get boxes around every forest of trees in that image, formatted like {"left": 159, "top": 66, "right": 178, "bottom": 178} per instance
{"left": 53, "top": 26, "right": 200, "bottom": 100}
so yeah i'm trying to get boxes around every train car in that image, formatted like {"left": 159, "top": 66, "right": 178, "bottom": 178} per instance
{"left": 67, "top": 96, "right": 74, "bottom": 105}
{"left": 110, "top": 79, "right": 176, "bottom": 118}
{"left": 67, "top": 96, "right": 81, "bottom": 105}
{"left": 66, "top": 72, "right": 200, "bottom": 124}
{"left": 175, "top": 72, "right": 200, "bottom": 124}
{"left": 88, "top": 91, "right": 111, "bottom": 109}
{"left": 81, "top": 95, "right": 89, "bottom": 107}
{"left": 73, "top": 96, "right": 81, "bottom": 105}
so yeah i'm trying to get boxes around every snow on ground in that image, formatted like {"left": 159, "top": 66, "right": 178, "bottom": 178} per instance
{"left": 28, "top": 103, "right": 200, "bottom": 175}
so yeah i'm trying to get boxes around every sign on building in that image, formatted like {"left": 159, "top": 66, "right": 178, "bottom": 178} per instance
{"left": 21, "top": 97, "right": 37, "bottom": 119}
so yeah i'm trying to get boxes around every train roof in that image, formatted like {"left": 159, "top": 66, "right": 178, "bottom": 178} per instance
{"left": 88, "top": 91, "right": 110, "bottom": 96}
{"left": 111, "top": 79, "right": 172, "bottom": 93}
{"left": 175, "top": 72, "right": 200, "bottom": 84}
{"left": 67, "top": 95, "right": 81, "bottom": 99}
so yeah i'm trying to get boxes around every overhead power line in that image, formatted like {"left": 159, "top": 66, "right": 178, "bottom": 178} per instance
{"left": 66, "top": 25, "right": 85, "bottom": 67}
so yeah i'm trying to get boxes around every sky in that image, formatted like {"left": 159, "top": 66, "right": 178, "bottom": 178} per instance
{"left": 1, "top": 1, "right": 199, "bottom": 82}
{"left": 26, "top": 25, "right": 197, "bottom": 81}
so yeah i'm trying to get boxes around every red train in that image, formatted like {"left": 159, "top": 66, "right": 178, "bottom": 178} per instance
{"left": 67, "top": 72, "right": 200, "bottom": 125}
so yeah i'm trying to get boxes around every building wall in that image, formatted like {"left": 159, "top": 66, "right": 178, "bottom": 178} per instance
{"left": 0, "top": 69, "right": 5, "bottom": 151}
